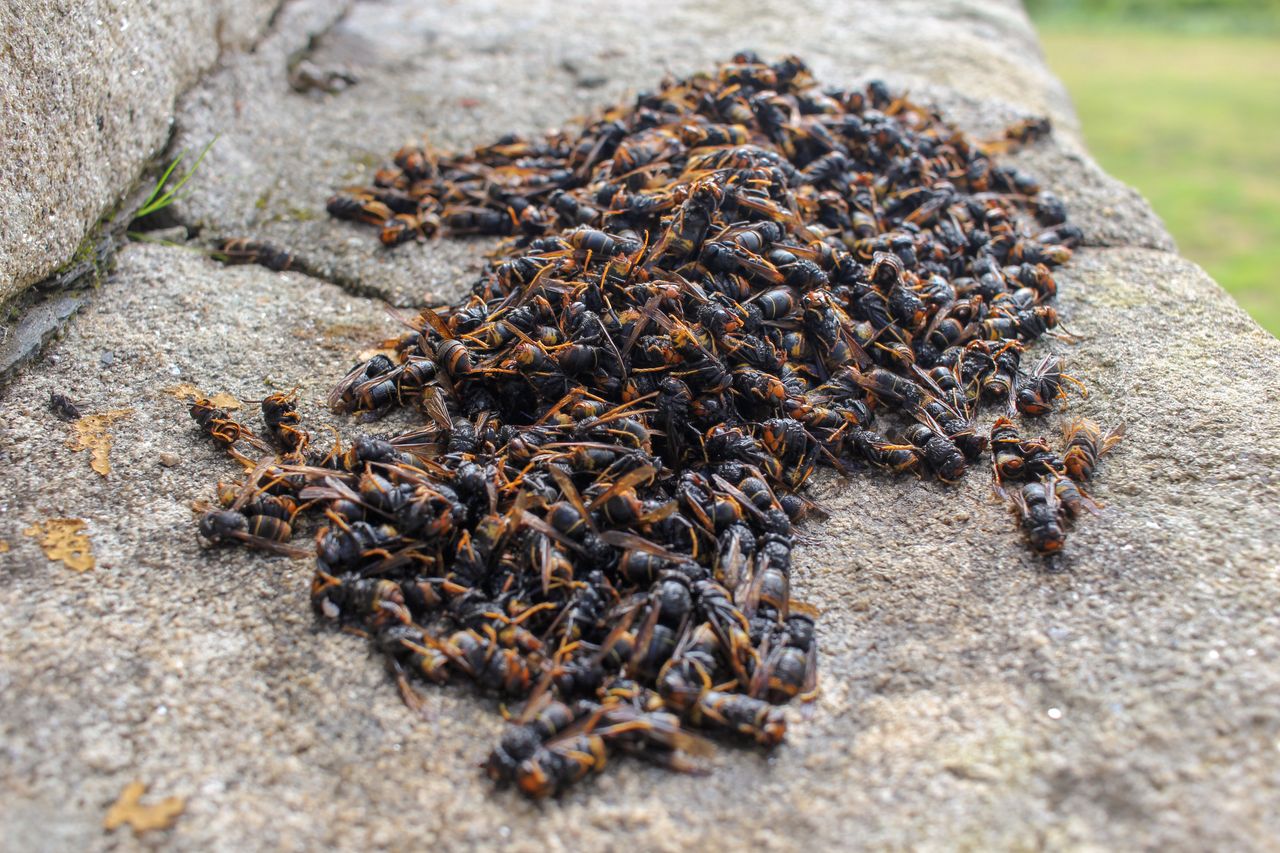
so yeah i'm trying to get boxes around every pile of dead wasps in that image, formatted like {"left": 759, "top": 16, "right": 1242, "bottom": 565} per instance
{"left": 193, "top": 53, "right": 1122, "bottom": 797}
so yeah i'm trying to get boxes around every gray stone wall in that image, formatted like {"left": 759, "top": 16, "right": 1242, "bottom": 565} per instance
{"left": 0, "top": 0, "right": 286, "bottom": 304}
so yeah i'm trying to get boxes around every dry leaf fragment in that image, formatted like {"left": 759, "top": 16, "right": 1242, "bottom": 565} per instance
{"left": 104, "top": 780, "right": 186, "bottom": 836}
{"left": 23, "top": 519, "right": 95, "bottom": 572}
{"left": 207, "top": 391, "right": 241, "bottom": 410}
{"left": 66, "top": 409, "right": 132, "bottom": 476}
{"left": 163, "top": 384, "right": 240, "bottom": 410}
{"left": 0, "top": 540, "right": 9, "bottom": 553}
{"left": 163, "top": 382, "right": 203, "bottom": 400}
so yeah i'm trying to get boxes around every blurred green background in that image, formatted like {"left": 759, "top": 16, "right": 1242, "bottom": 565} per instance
{"left": 1026, "top": 0, "right": 1280, "bottom": 334}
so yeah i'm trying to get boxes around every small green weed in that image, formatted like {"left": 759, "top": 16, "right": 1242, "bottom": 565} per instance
{"left": 131, "top": 137, "right": 216, "bottom": 224}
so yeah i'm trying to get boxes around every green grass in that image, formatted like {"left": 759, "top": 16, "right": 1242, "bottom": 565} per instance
{"left": 129, "top": 138, "right": 216, "bottom": 229}
{"left": 1027, "top": 1, "right": 1280, "bottom": 36}
{"left": 1035, "top": 28, "right": 1280, "bottom": 334}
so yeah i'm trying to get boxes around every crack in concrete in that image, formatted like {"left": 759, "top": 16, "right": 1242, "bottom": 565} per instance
{"left": 265, "top": 0, "right": 355, "bottom": 69}
{"left": 197, "top": 232, "right": 394, "bottom": 303}
{"left": 0, "top": 233, "right": 117, "bottom": 385}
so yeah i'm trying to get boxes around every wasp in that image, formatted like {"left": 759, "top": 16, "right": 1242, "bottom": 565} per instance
{"left": 1062, "top": 419, "right": 1125, "bottom": 482}
{"left": 197, "top": 508, "right": 305, "bottom": 555}
{"left": 315, "top": 519, "right": 402, "bottom": 575}
{"left": 313, "top": 574, "right": 410, "bottom": 628}
{"left": 216, "top": 238, "right": 296, "bottom": 271}
{"left": 911, "top": 372, "right": 985, "bottom": 461}
{"left": 326, "top": 191, "right": 393, "bottom": 226}
{"left": 565, "top": 226, "right": 632, "bottom": 258}
{"left": 647, "top": 180, "right": 723, "bottom": 265}
{"left": 50, "top": 391, "right": 82, "bottom": 421}
{"left": 485, "top": 701, "right": 608, "bottom": 798}
{"left": 487, "top": 695, "right": 710, "bottom": 798}
{"left": 680, "top": 122, "right": 752, "bottom": 148}
{"left": 902, "top": 423, "right": 966, "bottom": 483}
{"left": 328, "top": 353, "right": 399, "bottom": 414}
{"left": 990, "top": 416, "right": 1026, "bottom": 487}
{"left": 757, "top": 417, "right": 819, "bottom": 489}
{"left": 442, "top": 206, "right": 515, "bottom": 236}
{"left": 259, "top": 390, "right": 309, "bottom": 454}
{"left": 849, "top": 366, "right": 926, "bottom": 410}
{"left": 1020, "top": 435, "right": 1065, "bottom": 482}
{"left": 380, "top": 213, "right": 427, "bottom": 246}
{"left": 443, "top": 626, "right": 541, "bottom": 694}
{"left": 1015, "top": 355, "right": 1086, "bottom": 416}
{"left": 981, "top": 341, "right": 1023, "bottom": 406}
{"left": 190, "top": 397, "right": 268, "bottom": 453}
{"left": 851, "top": 428, "right": 921, "bottom": 474}
{"left": 731, "top": 366, "right": 787, "bottom": 412}
{"left": 611, "top": 126, "right": 684, "bottom": 176}
{"left": 978, "top": 306, "right": 1061, "bottom": 342}
{"left": 1047, "top": 472, "right": 1099, "bottom": 521}
{"left": 658, "top": 626, "right": 787, "bottom": 746}
{"left": 750, "top": 286, "right": 801, "bottom": 321}
{"left": 436, "top": 338, "right": 476, "bottom": 379}
{"left": 197, "top": 460, "right": 308, "bottom": 556}
{"left": 1011, "top": 479, "right": 1066, "bottom": 556}
{"left": 745, "top": 607, "right": 818, "bottom": 704}
{"left": 988, "top": 116, "right": 1052, "bottom": 150}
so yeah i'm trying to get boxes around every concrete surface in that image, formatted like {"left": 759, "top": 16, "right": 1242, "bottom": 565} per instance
{"left": 0, "top": 0, "right": 288, "bottom": 305}
{"left": 2, "top": 0, "right": 1279, "bottom": 850}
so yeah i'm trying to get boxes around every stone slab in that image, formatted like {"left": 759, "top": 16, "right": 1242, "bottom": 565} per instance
{"left": 1, "top": 238, "right": 1277, "bottom": 851}
{"left": 1, "top": 0, "right": 1278, "bottom": 849}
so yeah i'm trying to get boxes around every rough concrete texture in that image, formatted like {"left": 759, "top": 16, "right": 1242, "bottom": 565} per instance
{"left": 0, "top": 0, "right": 287, "bottom": 304}
{"left": 2, "top": 0, "right": 1279, "bottom": 849}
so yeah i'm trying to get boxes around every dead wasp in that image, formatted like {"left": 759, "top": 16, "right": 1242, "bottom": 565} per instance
{"left": 750, "top": 611, "right": 818, "bottom": 703}
{"left": 49, "top": 391, "right": 82, "bottom": 421}
{"left": 190, "top": 397, "right": 269, "bottom": 453}
{"left": 1062, "top": 419, "right": 1125, "bottom": 482}
{"left": 902, "top": 423, "right": 966, "bottom": 483}
{"left": 851, "top": 428, "right": 921, "bottom": 474}
{"left": 978, "top": 306, "right": 1061, "bottom": 342}
{"left": 216, "top": 238, "right": 296, "bottom": 272}
{"left": 982, "top": 116, "right": 1052, "bottom": 152}
{"left": 982, "top": 341, "right": 1023, "bottom": 406}
{"left": 1046, "top": 472, "right": 1100, "bottom": 521}
{"left": 327, "top": 354, "right": 403, "bottom": 415}
{"left": 326, "top": 191, "right": 394, "bottom": 226}
{"left": 990, "top": 416, "right": 1026, "bottom": 486}
{"left": 381, "top": 213, "right": 427, "bottom": 246}
{"left": 658, "top": 626, "right": 787, "bottom": 747}
{"left": 1015, "top": 355, "right": 1086, "bottom": 416}
{"left": 196, "top": 460, "right": 308, "bottom": 557}
{"left": 1020, "top": 437, "right": 1066, "bottom": 480}
{"left": 485, "top": 701, "right": 608, "bottom": 798}
{"left": 258, "top": 390, "right": 310, "bottom": 454}
{"left": 486, "top": 697, "right": 710, "bottom": 798}
{"left": 1010, "top": 479, "right": 1066, "bottom": 556}
{"left": 990, "top": 416, "right": 1066, "bottom": 492}
{"left": 197, "top": 509, "right": 307, "bottom": 555}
